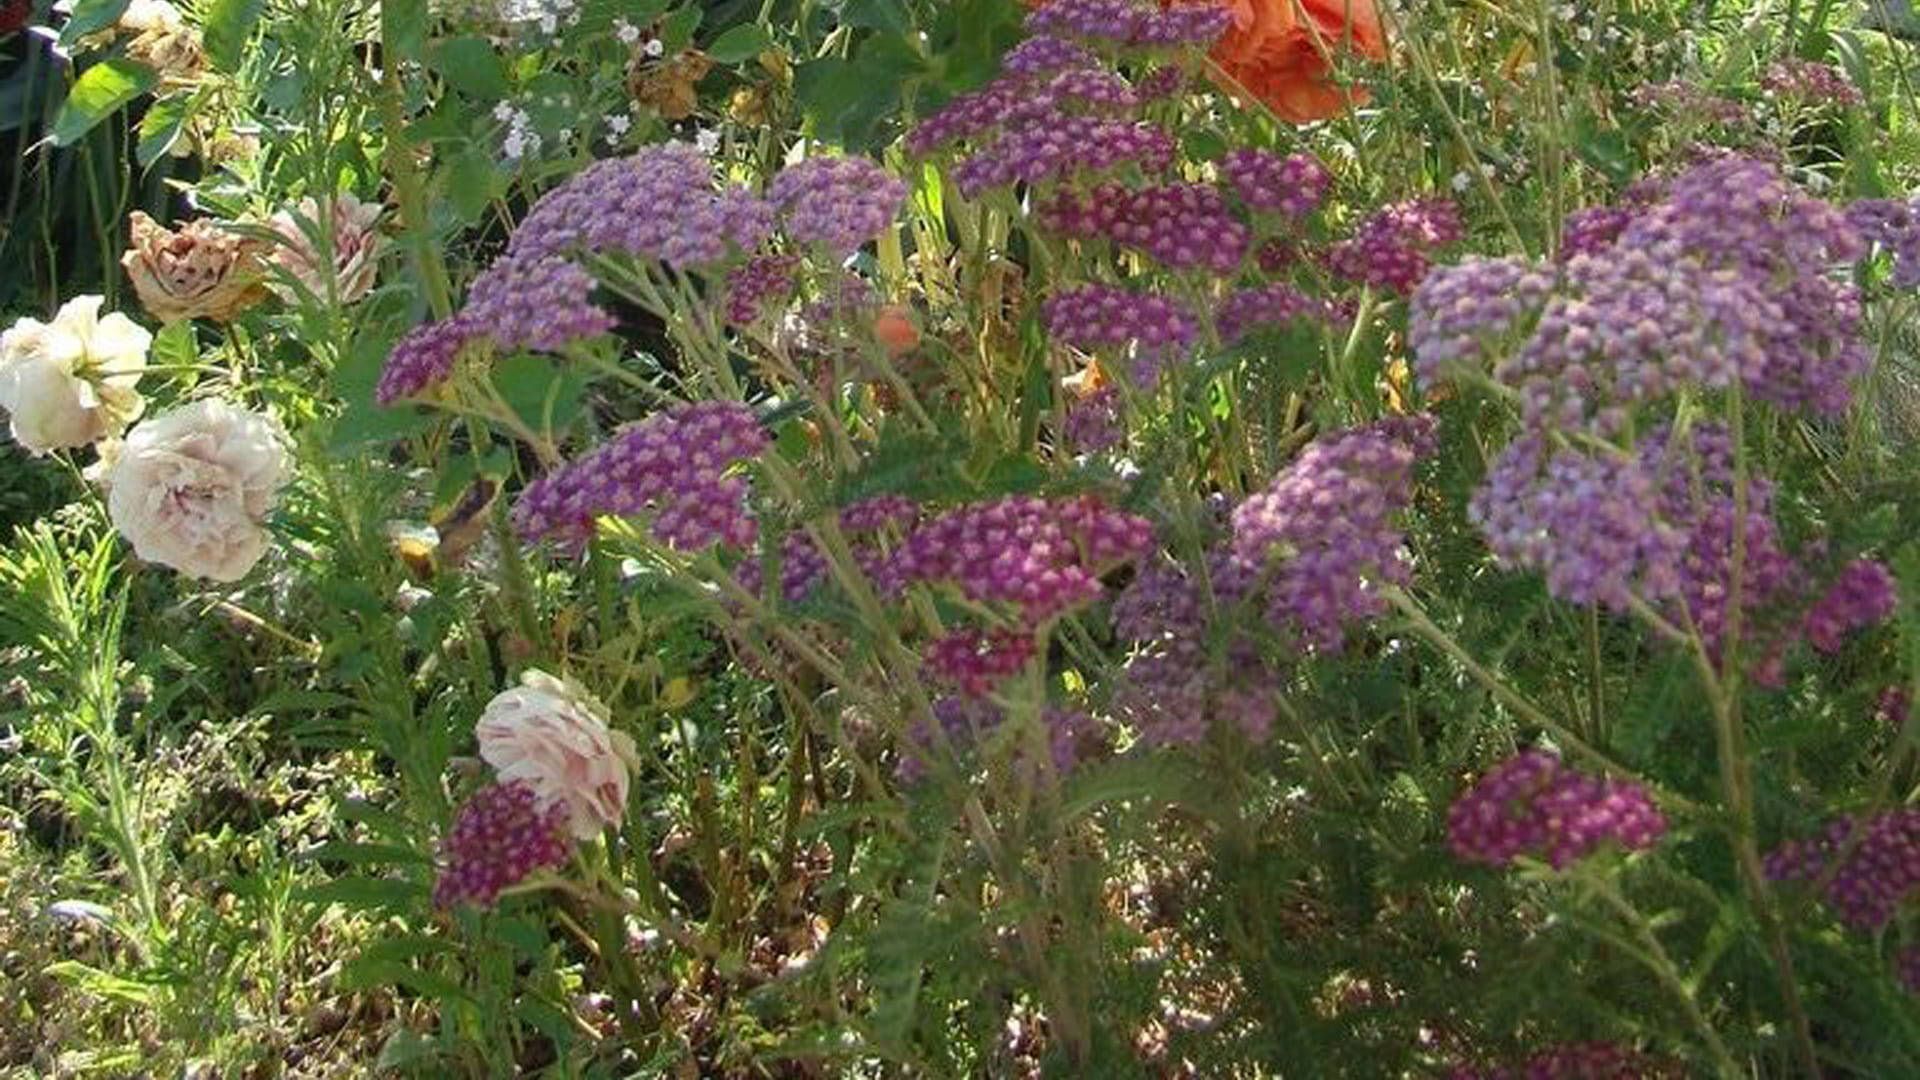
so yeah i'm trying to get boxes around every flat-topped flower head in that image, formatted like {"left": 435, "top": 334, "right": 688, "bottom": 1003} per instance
{"left": 433, "top": 781, "right": 573, "bottom": 908}
{"left": 1447, "top": 750, "right": 1667, "bottom": 869}
{"left": 769, "top": 156, "right": 908, "bottom": 256}
{"left": 1766, "top": 809, "right": 1920, "bottom": 930}
{"left": 513, "top": 401, "right": 768, "bottom": 552}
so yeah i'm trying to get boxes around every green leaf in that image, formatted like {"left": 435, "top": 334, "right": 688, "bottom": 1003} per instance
{"left": 51, "top": 59, "right": 157, "bottom": 147}
{"left": 440, "top": 143, "right": 499, "bottom": 224}
{"left": 707, "top": 23, "right": 771, "bottom": 64}
{"left": 303, "top": 840, "right": 431, "bottom": 868}
{"left": 297, "top": 875, "right": 427, "bottom": 913}
{"left": 380, "top": 0, "right": 428, "bottom": 63}
{"left": 832, "top": 0, "right": 910, "bottom": 33}
{"left": 202, "top": 0, "right": 267, "bottom": 73}
{"left": 57, "top": 0, "right": 131, "bottom": 46}
{"left": 43, "top": 961, "right": 160, "bottom": 1005}
{"left": 135, "top": 95, "right": 189, "bottom": 167}
{"left": 375, "top": 1029, "right": 441, "bottom": 1070}
{"left": 431, "top": 36, "right": 510, "bottom": 101}
{"left": 491, "top": 352, "right": 591, "bottom": 439}
{"left": 660, "top": 5, "right": 703, "bottom": 53}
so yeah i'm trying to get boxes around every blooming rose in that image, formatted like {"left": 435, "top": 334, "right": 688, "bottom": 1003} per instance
{"left": 122, "top": 212, "right": 268, "bottom": 324}
{"left": 1173, "top": 0, "right": 1387, "bottom": 124}
{"left": 0, "top": 296, "right": 150, "bottom": 455}
{"left": 103, "top": 399, "right": 289, "bottom": 581}
{"left": 476, "top": 670, "right": 638, "bottom": 840}
{"left": 267, "top": 193, "right": 387, "bottom": 305}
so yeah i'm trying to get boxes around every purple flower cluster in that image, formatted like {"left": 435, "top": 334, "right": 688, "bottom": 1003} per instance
{"left": 1558, "top": 206, "right": 1634, "bottom": 260}
{"left": 768, "top": 156, "right": 908, "bottom": 256}
{"left": 1063, "top": 386, "right": 1123, "bottom": 453}
{"left": 1803, "top": 560, "right": 1898, "bottom": 654}
{"left": 1042, "top": 284, "right": 1197, "bottom": 384}
{"left": 513, "top": 401, "right": 768, "bottom": 552}
{"left": 1001, "top": 34, "right": 1098, "bottom": 77}
{"left": 1232, "top": 415, "right": 1438, "bottom": 651}
{"left": 724, "top": 253, "right": 800, "bottom": 326}
{"left": 1847, "top": 196, "right": 1920, "bottom": 288}
{"left": 463, "top": 254, "right": 616, "bottom": 353}
{"left": 1765, "top": 808, "right": 1920, "bottom": 930}
{"left": 1879, "top": 687, "right": 1913, "bottom": 729}
{"left": 923, "top": 627, "right": 1038, "bottom": 697}
{"left": 1447, "top": 751, "right": 1667, "bottom": 870}
{"left": 1113, "top": 545, "right": 1274, "bottom": 737}
{"left": 1467, "top": 157, "right": 1869, "bottom": 432}
{"left": 736, "top": 496, "right": 922, "bottom": 605}
{"left": 1038, "top": 181, "right": 1251, "bottom": 274}
{"left": 1630, "top": 79, "right": 1748, "bottom": 125}
{"left": 1023, "top": 0, "right": 1229, "bottom": 48}
{"left": 1447, "top": 1041, "right": 1681, "bottom": 1079}
{"left": 376, "top": 313, "right": 487, "bottom": 404}
{"left": 1219, "top": 149, "right": 1332, "bottom": 217}
{"left": 1762, "top": 59, "right": 1863, "bottom": 107}
{"left": 507, "top": 143, "right": 771, "bottom": 267}
{"left": 884, "top": 495, "right": 1155, "bottom": 623}
{"left": 1899, "top": 945, "right": 1920, "bottom": 994}
{"left": 949, "top": 115, "right": 1177, "bottom": 198}
{"left": 1325, "top": 198, "right": 1463, "bottom": 294}
{"left": 1470, "top": 436, "right": 1686, "bottom": 610}
{"left": 1215, "top": 282, "right": 1335, "bottom": 344}
{"left": 1407, "top": 255, "right": 1556, "bottom": 387}
{"left": 433, "top": 782, "right": 573, "bottom": 908}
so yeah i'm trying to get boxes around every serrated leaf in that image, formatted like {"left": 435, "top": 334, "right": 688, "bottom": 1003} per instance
{"left": 659, "top": 5, "right": 703, "bottom": 52}
{"left": 708, "top": 23, "right": 771, "bottom": 64}
{"left": 202, "top": 0, "right": 266, "bottom": 73}
{"left": 52, "top": 59, "right": 157, "bottom": 147}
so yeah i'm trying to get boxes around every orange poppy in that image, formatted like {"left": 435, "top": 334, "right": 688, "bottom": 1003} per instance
{"left": 1179, "top": 0, "right": 1387, "bottom": 123}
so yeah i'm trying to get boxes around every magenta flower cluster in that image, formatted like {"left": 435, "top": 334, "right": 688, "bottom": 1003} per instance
{"left": 1214, "top": 282, "right": 1336, "bottom": 344}
{"left": 512, "top": 401, "right": 768, "bottom": 552}
{"left": 1042, "top": 283, "right": 1198, "bottom": 384}
{"left": 768, "top": 156, "right": 908, "bottom": 256}
{"left": 1112, "top": 549, "right": 1278, "bottom": 747}
{"left": 735, "top": 496, "right": 922, "bottom": 604}
{"left": 1447, "top": 750, "right": 1667, "bottom": 870}
{"left": 923, "top": 627, "right": 1038, "bottom": 697}
{"left": 1447, "top": 1040, "right": 1680, "bottom": 1079}
{"left": 507, "top": 143, "right": 770, "bottom": 267}
{"left": 1219, "top": 148, "right": 1332, "bottom": 218}
{"left": 1325, "top": 198, "right": 1463, "bottom": 294}
{"left": 1232, "top": 415, "right": 1438, "bottom": 651}
{"left": 1765, "top": 808, "right": 1920, "bottom": 930}
{"left": 1038, "top": 181, "right": 1252, "bottom": 275}
{"left": 1762, "top": 58, "right": 1864, "bottom": 107}
{"left": 433, "top": 782, "right": 573, "bottom": 909}
{"left": 724, "top": 253, "right": 800, "bottom": 326}
{"left": 883, "top": 495, "right": 1155, "bottom": 624}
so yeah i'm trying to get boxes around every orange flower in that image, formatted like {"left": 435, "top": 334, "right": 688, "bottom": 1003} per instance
{"left": 1176, "top": 0, "right": 1387, "bottom": 124}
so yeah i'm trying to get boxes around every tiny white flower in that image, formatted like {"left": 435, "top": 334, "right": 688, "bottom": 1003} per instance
{"left": 643, "top": 37, "right": 664, "bottom": 57}
{"left": 694, "top": 129, "right": 721, "bottom": 155}
{"left": 613, "top": 17, "right": 639, "bottom": 43}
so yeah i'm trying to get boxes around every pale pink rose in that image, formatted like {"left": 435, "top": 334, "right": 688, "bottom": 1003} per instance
{"left": 476, "top": 670, "right": 637, "bottom": 840}
{"left": 103, "top": 399, "right": 288, "bottom": 581}
{"left": 267, "top": 193, "right": 387, "bottom": 306}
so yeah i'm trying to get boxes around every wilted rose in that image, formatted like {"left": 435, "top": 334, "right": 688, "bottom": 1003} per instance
{"left": 476, "top": 670, "right": 637, "bottom": 840}
{"left": 267, "top": 193, "right": 387, "bottom": 305}
{"left": 115, "top": 0, "right": 204, "bottom": 85}
{"left": 0, "top": 296, "right": 150, "bottom": 455}
{"left": 103, "top": 399, "right": 289, "bottom": 581}
{"left": 122, "top": 212, "right": 268, "bottom": 324}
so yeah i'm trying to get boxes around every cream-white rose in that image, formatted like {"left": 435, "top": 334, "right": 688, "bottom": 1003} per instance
{"left": 0, "top": 296, "right": 150, "bottom": 455}
{"left": 476, "top": 670, "right": 637, "bottom": 840}
{"left": 103, "top": 399, "right": 289, "bottom": 582}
